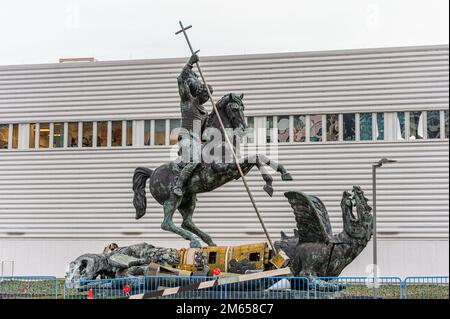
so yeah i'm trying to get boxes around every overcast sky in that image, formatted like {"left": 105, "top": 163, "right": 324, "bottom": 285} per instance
{"left": 0, "top": 0, "right": 448, "bottom": 65}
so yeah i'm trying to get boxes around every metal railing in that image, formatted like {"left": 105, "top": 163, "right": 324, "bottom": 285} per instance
{"left": 221, "top": 276, "right": 310, "bottom": 299}
{"left": 143, "top": 275, "right": 220, "bottom": 299}
{"left": 404, "top": 276, "right": 449, "bottom": 299}
{"left": 63, "top": 275, "right": 310, "bottom": 299}
{"left": 0, "top": 276, "right": 58, "bottom": 299}
{"left": 1, "top": 275, "right": 448, "bottom": 299}
{"left": 63, "top": 277, "right": 143, "bottom": 299}
{"left": 313, "top": 276, "right": 403, "bottom": 299}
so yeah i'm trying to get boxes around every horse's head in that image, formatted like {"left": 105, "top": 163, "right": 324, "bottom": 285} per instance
{"left": 215, "top": 93, "right": 247, "bottom": 136}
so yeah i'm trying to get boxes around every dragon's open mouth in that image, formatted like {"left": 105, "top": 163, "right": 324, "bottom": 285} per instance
{"left": 343, "top": 190, "right": 358, "bottom": 222}
{"left": 349, "top": 203, "right": 358, "bottom": 221}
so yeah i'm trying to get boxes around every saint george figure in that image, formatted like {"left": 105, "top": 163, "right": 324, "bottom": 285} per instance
{"left": 173, "top": 52, "right": 213, "bottom": 197}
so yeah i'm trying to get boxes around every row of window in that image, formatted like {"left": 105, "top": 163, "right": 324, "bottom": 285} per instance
{"left": 0, "top": 110, "right": 448, "bottom": 150}
{"left": 261, "top": 110, "right": 449, "bottom": 144}
{"left": 0, "top": 119, "right": 182, "bottom": 150}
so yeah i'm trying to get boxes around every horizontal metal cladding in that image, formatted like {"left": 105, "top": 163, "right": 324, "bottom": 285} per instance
{"left": 0, "top": 45, "right": 448, "bottom": 122}
{"left": 0, "top": 141, "right": 448, "bottom": 239}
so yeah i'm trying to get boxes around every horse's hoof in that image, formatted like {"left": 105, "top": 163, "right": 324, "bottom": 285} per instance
{"left": 190, "top": 240, "right": 201, "bottom": 248}
{"left": 263, "top": 185, "right": 274, "bottom": 197}
{"left": 281, "top": 173, "right": 293, "bottom": 181}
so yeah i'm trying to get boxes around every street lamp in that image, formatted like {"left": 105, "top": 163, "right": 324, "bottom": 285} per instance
{"left": 372, "top": 158, "right": 397, "bottom": 298}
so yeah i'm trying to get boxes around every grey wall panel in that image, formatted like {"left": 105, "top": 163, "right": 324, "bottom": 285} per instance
{"left": 0, "top": 141, "right": 448, "bottom": 240}
{"left": 0, "top": 45, "right": 448, "bottom": 122}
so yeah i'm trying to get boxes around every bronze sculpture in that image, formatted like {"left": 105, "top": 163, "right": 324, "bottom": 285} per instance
{"left": 276, "top": 186, "right": 373, "bottom": 288}
{"left": 132, "top": 54, "right": 293, "bottom": 248}
{"left": 66, "top": 186, "right": 373, "bottom": 292}
{"left": 172, "top": 52, "right": 212, "bottom": 197}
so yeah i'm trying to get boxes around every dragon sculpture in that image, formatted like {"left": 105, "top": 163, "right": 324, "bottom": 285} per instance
{"left": 65, "top": 186, "right": 373, "bottom": 292}
{"left": 275, "top": 185, "right": 373, "bottom": 288}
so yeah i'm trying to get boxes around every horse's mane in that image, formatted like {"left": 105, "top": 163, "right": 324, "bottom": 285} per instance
{"left": 206, "top": 93, "right": 242, "bottom": 128}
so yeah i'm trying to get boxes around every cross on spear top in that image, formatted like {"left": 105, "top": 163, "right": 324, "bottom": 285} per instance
{"left": 175, "top": 21, "right": 207, "bottom": 101}
{"left": 175, "top": 21, "right": 278, "bottom": 254}
{"left": 175, "top": 22, "right": 195, "bottom": 55}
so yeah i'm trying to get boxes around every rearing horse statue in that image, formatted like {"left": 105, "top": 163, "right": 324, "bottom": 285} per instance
{"left": 132, "top": 93, "right": 293, "bottom": 248}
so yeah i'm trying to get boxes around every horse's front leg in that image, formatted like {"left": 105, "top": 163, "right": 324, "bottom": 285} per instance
{"left": 241, "top": 156, "right": 274, "bottom": 197}
{"left": 256, "top": 154, "right": 293, "bottom": 181}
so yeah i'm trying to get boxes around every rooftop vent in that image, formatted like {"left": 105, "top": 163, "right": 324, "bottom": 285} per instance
{"left": 59, "top": 57, "right": 97, "bottom": 63}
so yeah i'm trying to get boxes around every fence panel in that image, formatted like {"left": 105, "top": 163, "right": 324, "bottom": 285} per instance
{"left": 64, "top": 277, "right": 142, "bottom": 299}
{"left": 63, "top": 275, "right": 311, "bottom": 299}
{"left": 313, "top": 277, "right": 403, "bottom": 299}
{"left": 3, "top": 275, "right": 448, "bottom": 299}
{"left": 0, "top": 276, "right": 58, "bottom": 299}
{"left": 141, "top": 275, "right": 220, "bottom": 299}
{"left": 404, "top": 276, "right": 449, "bottom": 299}
{"left": 221, "top": 276, "right": 310, "bottom": 299}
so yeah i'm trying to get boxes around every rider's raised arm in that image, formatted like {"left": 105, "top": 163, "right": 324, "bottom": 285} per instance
{"left": 177, "top": 69, "right": 192, "bottom": 101}
{"left": 177, "top": 53, "right": 200, "bottom": 101}
{"left": 177, "top": 54, "right": 198, "bottom": 101}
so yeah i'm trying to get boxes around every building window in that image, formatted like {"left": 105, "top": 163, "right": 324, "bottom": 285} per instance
{"left": 343, "top": 114, "right": 356, "bottom": 141}
{"left": 111, "top": 121, "right": 122, "bottom": 146}
{"left": 39, "top": 123, "right": 50, "bottom": 148}
{"left": 396, "top": 112, "right": 406, "bottom": 140}
{"left": 266, "top": 116, "right": 274, "bottom": 143}
{"left": 376, "top": 113, "right": 385, "bottom": 141}
{"left": 246, "top": 117, "right": 255, "bottom": 144}
{"left": 53, "top": 123, "right": 64, "bottom": 148}
{"left": 359, "top": 113, "right": 372, "bottom": 141}
{"left": 169, "top": 119, "right": 181, "bottom": 145}
{"left": 12, "top": 124, "right": 19, "bottom": 149}
{"left": 29, "top": 123, "right": 36, "bottom": 148}
{"left": 82, "top": 122, "right": 93, "bottom": 147}
{"left": 144, "top": 120, "right": 152, "bottom": 146}
{"left": 97, "top": 121, "right": 108, "bottom": 147}
{"left": 409, "top": 111, "right": 424, "bottom": 140}
{"left": 68, "top": 122, "right": 78, "bottom": 147}
{"left": 326, "top": 114, "right": 339, "bottom": 141}
{"left": 427, "top": 111, "right": 440, "bottom": 139}
{"left": 310, "top": 115, "right": 322, "bottom": 142}
{"left": 126, "top": 121, "right": 133, "bottom": 146}
{"left": 445, "top": 110, "right": 449, "bottom": 139}
{"left": 277, "top": 116, "right": 290, "bottom": 143}
{"left": 154, "top": 120, "right": 166, "bottom": 145}
{"left": 0, "top": 124, "right": 8, "bottom": 149}
{"left": 293, "top": 115, "right": 306, "bottom": 142}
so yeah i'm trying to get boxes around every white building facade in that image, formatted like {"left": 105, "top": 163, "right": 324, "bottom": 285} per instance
{"left": 0, "top": 45, "right": 448, "bottom": 278}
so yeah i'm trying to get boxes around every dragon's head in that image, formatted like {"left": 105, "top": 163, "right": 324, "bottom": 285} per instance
{"left": 64, "top": 254, "right": 109, "bottom": 289}
{"left": 341, "top": 186, "right": 373, "bottom": 241}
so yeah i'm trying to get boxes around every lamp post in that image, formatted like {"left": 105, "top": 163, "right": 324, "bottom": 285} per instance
{"left": 372, "top": 158, "right": 397, "bottom": 298}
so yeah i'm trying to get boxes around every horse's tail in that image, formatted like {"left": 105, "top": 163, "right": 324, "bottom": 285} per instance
{"left": 132, "top": 167, "right": 153, "bottom": 220}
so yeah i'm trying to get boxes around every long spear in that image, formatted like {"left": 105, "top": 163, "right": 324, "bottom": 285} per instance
{"left": 175, "top": 21, "right": 277, "bottom": 254}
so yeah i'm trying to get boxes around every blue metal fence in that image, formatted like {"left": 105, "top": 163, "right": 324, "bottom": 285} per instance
{"left": 404, "top": 276, "right": 449, "bottom": 299}
{"left": 63, "top": 276, "right": 310, "bottom": 299}
{"left": 63, "top": 276, "right": 143, "bottom": 299}
{"left": 142, "top": 275, "right": 220, "bottom": 299}
{"left": 0, "top": 276, "right": 58, "bottom": 299}
{"left": 222, "top": 276, "right": 310, "bottom": 299}
{"left": 313, "top": 276, "right": 403, "bottom": 299}
{"left": 1, "top": 275, "right": 448, "bottom": 299}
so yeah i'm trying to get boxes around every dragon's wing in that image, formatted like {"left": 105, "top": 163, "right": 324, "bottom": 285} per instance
{"left": 284, "top": 191, "right": 334, "bottom": 243}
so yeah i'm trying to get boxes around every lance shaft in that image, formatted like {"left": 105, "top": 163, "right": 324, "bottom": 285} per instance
{"left": 176, "top": 21, "right": 277, "bottom": 254}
